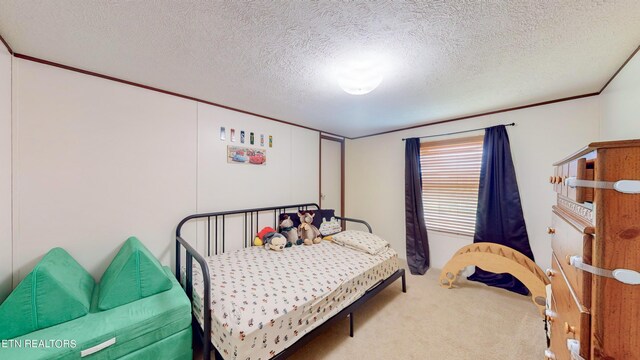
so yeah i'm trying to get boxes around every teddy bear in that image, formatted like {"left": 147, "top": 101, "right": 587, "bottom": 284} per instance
{"left": 297, "top": 211, "right": 322, "bottom": 245}
{"left": 279, "top": 214, "right": 302, "bottom": 246}
{"left": 263, "top": 231, "right": 287, "bottom": 251}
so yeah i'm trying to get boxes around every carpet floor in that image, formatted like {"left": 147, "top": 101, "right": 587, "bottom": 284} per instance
{"left": 196, "top": 263, "right": 546, "bottom": 359}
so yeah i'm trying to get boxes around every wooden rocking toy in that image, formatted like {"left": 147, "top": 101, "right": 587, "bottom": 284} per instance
{"left": 439, "top": 243, "right": 550, "bottom": 317}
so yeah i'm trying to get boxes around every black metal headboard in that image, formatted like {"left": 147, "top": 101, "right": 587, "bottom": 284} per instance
{"left": 176, "top": 203, "right": 320, "bottom": 257}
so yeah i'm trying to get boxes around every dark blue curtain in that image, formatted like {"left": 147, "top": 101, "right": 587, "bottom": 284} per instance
{"left": 405, "top": 138, "right": 430, "bottom": 275}
{"left": 467, "top": 125, "right": 534, "bottom": 295}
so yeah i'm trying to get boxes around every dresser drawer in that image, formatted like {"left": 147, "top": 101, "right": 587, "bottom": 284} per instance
{"left": 550, "top": 254, "right": 590, "bottom": 360}
{"left": 552, "top": 157, "right": 594, "bottom": 204}
{"left": 554, "top": 163, "right": 569, "bottom": 197}
{"left": 567, "top": 158, "right": 595, "bottom": 203}
{"left": 547, "top": 295, "right": 568, "bottom": 360}
{"left": 549, "top": 208, "right": 593, "bottom": 308}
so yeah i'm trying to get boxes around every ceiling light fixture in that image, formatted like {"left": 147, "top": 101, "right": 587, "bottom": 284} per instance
{"left": 337, "top": 60, "right": 383, "bottom": 95}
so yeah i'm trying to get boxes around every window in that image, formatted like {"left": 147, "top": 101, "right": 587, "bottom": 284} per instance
{"left": 420, "top": 135, "right": 484, "bottom": 236}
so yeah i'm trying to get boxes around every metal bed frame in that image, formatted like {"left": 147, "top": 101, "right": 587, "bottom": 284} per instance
{"left": 175, "top": 203, "right": 406, "bottom": 360}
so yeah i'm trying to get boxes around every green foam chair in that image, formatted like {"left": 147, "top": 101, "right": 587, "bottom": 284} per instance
{"left": 0, "top": 248, "right": 95, "bottom": 340}
{"left": 97, "top": 236, "right": 173, "bottom": 310}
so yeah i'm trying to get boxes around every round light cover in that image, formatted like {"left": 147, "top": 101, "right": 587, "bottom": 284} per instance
{"left": 337, "top": 60, "right": 383, "bottom": 95}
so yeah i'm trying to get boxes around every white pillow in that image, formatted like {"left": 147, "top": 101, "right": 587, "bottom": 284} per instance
{"left": 331, "top": 230, "right": 389, "bottom": 255}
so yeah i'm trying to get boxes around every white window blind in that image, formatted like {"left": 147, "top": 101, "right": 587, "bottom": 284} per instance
{"left": 420, "top": 135, "right": 484, "bottom": 236}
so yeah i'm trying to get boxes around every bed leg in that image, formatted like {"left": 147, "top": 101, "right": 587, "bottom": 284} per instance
{"left": 349, "top": 313, "right": 354, "bottom": 337}
{"left": 401, "top": 271, "right": 407, "bottom": 293}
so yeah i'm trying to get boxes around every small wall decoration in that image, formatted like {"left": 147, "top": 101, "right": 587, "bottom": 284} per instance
{"left": 250, "top": 132, "right": 255, "bottom": 145}
{"left": 260, "top": 134, "right": 265, "bottom": 146}
{"left": 269, "top": 135, "right": 273, "bottom": 148}
{"left": 230, "top": 128, "right": 236, "bottom": 142}
{"left": 220, "top": 127, "right": 226, "bottom": 140}
{"left": 240, "top": 131, "right": 245, "bottom": 144}
{"left": 227, "top": 146, "right": 267, "bottom": 165}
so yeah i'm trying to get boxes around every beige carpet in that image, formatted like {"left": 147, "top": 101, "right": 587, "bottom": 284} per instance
{"left": 196, "top": 264, "right": 545, "bottom": 359}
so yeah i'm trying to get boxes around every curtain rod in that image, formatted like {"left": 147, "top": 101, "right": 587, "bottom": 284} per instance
{"left": 401, "top": 122, "right": 515, "bottom": 141}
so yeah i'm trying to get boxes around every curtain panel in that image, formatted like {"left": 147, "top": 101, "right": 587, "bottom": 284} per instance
{"left": 405, "top": 138, "right": 430, "bottom": 275}
{"left": 467, "top": 125, "right": 535, "bottom": 295}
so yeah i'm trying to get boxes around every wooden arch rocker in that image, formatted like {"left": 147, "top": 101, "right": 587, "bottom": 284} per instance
{"left": 439, "top": 243, "right": 550, "bottom": 317}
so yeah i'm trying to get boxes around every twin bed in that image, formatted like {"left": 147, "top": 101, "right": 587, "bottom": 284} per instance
{"left": 176, "top": 203, "right": 406, "bottom": 360}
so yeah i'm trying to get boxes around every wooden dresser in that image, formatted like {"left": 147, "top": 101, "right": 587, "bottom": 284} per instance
{"left": 545, "top": 140, "right": 640, "bottom": 360}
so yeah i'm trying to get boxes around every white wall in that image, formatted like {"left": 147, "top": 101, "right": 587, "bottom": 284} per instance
{"left": 197, "top": 103, "right": 318, "bottom": 213}
{"left": 195, "top": 103, "right": 318, "bottom": 254}
{"left": 0, "top": 45, "right": 11, "bottom": 302}
{"left": 346, "top": 97, "right": 601, "bottom": 271}
{"left": 599, "top": 50, "right": 640, "bottom": 140}
{"left": 12, "top": 59, "right": 198, "bottom": 282}
{"left": 11, "top": 59, "right": 319, "bottom": 284}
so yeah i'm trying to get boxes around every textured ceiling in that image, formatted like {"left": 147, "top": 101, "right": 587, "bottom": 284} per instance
{"left": 1, "top": 1, "right": 639, "bottom": 138}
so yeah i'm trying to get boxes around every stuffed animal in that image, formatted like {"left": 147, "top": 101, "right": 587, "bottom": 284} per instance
{"left": 255, "top": 227, "right": 276, "bottom": 246}
{"left": 297, "top": 211, "right": 322, "bottom": 245}
{"left": 279, "top": 215, "right": 302, "bottom": 246}
{"left": 263, "top": 232, "right": 287, "bottom": 251}
{"left": 319, "top": 216, "right": 342, "bottom": 236}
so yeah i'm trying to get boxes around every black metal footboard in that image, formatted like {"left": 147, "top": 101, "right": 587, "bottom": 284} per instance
{"left": 175, "top": 203, "right": 404, "bottom": 360}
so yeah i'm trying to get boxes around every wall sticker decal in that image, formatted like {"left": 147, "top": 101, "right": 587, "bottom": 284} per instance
{"left": 220, "top": 127, "right": 226, "bottom": 140}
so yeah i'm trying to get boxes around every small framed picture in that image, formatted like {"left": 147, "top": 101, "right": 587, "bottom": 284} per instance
{"left": 220, "top": 127, "right": 226, "bottom": 140}
{"left": 260, "top": 134, "right": 265, "bottom": 146}
{"left": 227, "top": 145, "right": 266, "bottom": 165}
{"left": 250, "top": 132, "right": 255, "bottom": 145}
{"left": 240, "top": 131, "right": 245, "bottom": 144}
{"left": 230, "top": 128, "right": 236, "bottom": 142}
{"left": 269, "top": 135, "right": 273, "bottom": 148}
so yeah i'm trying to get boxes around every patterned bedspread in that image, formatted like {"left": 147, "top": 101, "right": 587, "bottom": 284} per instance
{"left": 189, "top": 240, "right": 399, "bottom": 360}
